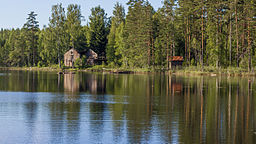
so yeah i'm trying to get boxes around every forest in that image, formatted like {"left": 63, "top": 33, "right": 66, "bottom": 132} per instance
{"left": 0, "top": 0, "right": 255, "bottom": 71}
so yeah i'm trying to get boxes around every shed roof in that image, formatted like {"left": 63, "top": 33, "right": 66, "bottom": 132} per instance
{"left": 169, "top": 56, "right": 184, "bottom": 61}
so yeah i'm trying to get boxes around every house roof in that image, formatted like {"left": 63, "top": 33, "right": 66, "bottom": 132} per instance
{"left": 65, "top": 48, "right": 97, "bottom": 55}
{"left": 169, "top": 56, "right": 184, "bottom": 61}
{"left": 64, "top": 48, "right": 78, "bottom": 55}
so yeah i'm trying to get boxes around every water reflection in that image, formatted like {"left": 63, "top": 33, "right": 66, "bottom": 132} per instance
{"left": 64, "top": 73, "right": 80, "bottom": 93}
{"left": 0, "top": 70, "right": 256, "bottom": 143}
{"left": 23, "top": 101, "right": 38, "bottom": 143}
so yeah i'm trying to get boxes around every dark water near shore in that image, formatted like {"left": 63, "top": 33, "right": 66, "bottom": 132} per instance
{"left": 0, "top": 70, "right": 256, "bottom": 143}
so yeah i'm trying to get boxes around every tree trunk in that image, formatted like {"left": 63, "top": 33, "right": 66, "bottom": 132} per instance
{"left": 188, "top": 19, "right": 191, "bottom": 66}
{"left": 148, "top": 41, "right": 151, "bottom": 67}
{"left": 170, "top": 41, "right": 173, "bottom": 70}
{"left": 21, "top": 42, "right": 24, "bottom": 67}
{"left": 166, "top": 37, "right": 169, "bottom": 70}
{"left": 247, "top": 18, "right": 251, "bottom": 72}
{"left": 186, "top": 17, "right": 189, "bottom": 63}
{"left": 230, "top": 14, "right": 232, "bottom": 67}
{"left": 216, "top": 11, "right": 219, "bottom": 68}
{"left": 32, "top": 28, "right": 35, "bottom": 66}
{"left": 151, "top": 35, "right": 155, "bottom": 69}
{"left": 58, "top": 47, "right": 61, "bottom": 69}
{"left": 242, "top": 20, "right": 245, "bottom": 59}
{"left": 235, "top": 1, "right": 239, "bottom": 67}
{"left": 201, "top": 5, "right": 204, "bottom": 69}
{"left": 185, "top": 29, "right": 187, "bottom": 63}
{"left": 57, "top": 30, "right": 62, "bottom": 69}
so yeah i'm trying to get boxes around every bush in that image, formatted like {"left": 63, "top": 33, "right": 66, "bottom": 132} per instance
{"left": 37, "top": 61, "right": 43, "bottom": 67}
{"left": 102, "top": 61, "right": 106, "bottom": 67}
{"left": 108, "top": 62, "right": 116, "bottom": 68}
{"left": 81, "top": 55, "right": 87, "bottom": 68}
{"left": 74, "top": 58, "right": 82, "bottom": 68}
{"left": 239, "top": 57, "right": 248, "bottom": 69}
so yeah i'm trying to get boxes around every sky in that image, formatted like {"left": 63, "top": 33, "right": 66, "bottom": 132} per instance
{"left": 0, "top": 0, "right": 163, "bottom": 29}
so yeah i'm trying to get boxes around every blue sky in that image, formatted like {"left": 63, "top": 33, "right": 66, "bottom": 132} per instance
{"left": 0, "top": 0, "right": 162, "bottom": 29}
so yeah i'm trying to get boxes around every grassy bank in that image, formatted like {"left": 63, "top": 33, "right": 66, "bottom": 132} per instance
{"left": 171, "top": 66, "right": 256, "bottom": 77}
{"left": 82, "top": 65, "right": 256, "bottom": 77}
{"left": 84, "top": 65, "right": 152, "bottom": 74}
{"left": 1, "top": 66, "right": 256, "bottom": 77}
{"left": 0, "top": 66, "right": 62, "bottom": 72}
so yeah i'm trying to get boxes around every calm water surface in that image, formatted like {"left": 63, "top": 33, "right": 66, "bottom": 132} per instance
{"left": 0, "top": 70, "right": 256, "bottom": 144}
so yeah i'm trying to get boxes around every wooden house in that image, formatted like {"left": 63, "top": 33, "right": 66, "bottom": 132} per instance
{"left": 64, "top": 48, "right": 80, "bottom": 67}
{"left": 64, "top": 48, "right": 106, "bottom": 67}
{"left": 169, "top": 56, "right": 184, "bottom": 67}
{"left": 85, "top": 49, "right": 98, "bottom": 65}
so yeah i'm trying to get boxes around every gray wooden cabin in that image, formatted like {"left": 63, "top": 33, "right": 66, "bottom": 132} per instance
{"left": 64, "top": 48, "right": 106, "bottom": 67}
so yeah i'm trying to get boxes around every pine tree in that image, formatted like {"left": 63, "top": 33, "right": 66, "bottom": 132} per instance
{"left": 125, "top": 0, "right": 154, "bottom": 68}
{"left": 245, "top": 0, "right": 255, "bottom": 71}
{"left": 23, "top": 11, "right": 39, "bottom": 66}
{"left": 157, "top": 0, "right": 176, "bottom": 69}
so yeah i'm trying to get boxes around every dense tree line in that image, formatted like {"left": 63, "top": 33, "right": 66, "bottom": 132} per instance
{"left": 0, "top": 0, "right": 255, "bottom": 70}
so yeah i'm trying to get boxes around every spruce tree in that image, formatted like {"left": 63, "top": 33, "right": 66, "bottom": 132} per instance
{"left": 106, "top": 2, "right": 125, "bottom": 65}
{"left": 23, "top": 11, "right": 39, "bottom": 66}
{"left": 66, "top": 4, "right": 83, "bottom": 50}
{"left": 88, "top": 6, "right": 109, "bottom": 55}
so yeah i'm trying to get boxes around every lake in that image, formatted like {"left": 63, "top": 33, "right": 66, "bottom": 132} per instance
{"left": 0, "top": 70, "right": 255, "bottom": 143}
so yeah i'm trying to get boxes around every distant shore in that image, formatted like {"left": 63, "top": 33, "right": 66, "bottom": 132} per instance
{"left": 1, "top": 66, "right": 256, "bottom": 77}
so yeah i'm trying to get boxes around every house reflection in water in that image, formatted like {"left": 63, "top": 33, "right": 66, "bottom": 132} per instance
{"left": 64, "top": 73, "right": 80, "bottom": 93}
{"left": 89, "top": 75, "right": 98, "bottom": 94}
{"left": 63, "top": 73, "right": 106, "bottom": 95}
{"left": 85, "top": 74, "right": 106, "bottom": 95}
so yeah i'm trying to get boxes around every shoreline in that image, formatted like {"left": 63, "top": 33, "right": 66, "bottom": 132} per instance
{"left": 1, "top": 66, "right": 256, "bottom": 77}
{"left": 0, "top": 67, "right": 62, "bottom": 72}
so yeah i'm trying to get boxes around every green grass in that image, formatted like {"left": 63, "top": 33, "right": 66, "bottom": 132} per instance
{"left": 84, "top": 65, "right": 152, "bottom": 73}
{"left": 172, "top": 66, "right": 256, "bottom": 76}
{"left": 0, "top": 66, "right": 61, "bottom": 71}
{"left": 1, "top": 65, "right": 256, "bottom": 77}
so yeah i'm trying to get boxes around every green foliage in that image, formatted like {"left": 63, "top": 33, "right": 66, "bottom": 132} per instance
{"left": 154, "top": 0, "right": 176, "bottom": 69}
{"left": 81, "top": 55, "right": 88, "bottom": 68}
{"left": 74, "top": 58, "right": 82, "bottom": 68}
{"left": 37, "top": 61, "right": 43, "bottom": 67}
{"left": 88, "top": 6, "right": 109, "bottom": 55}
{"left": 23, "top": 11, "right": 40, "bottom": 66}
{"left": 66, "top": 4, "right": 82, "bottom": 48}
{"left": 66, "top": 4, "right": 87, "bottom": 53}
{"left": 0, "top": 1, "right": 255, "bottom": 72}
{"left": 48, "top": 3, "right": 68, "bottom": 68}
{"left": 115, "top": 22, "right": 126, "bottom": 67}
{"left": 106, "top": 2, "right": 125, "bottom": 66}
{"left": 124, "top": 0, "right": 154, "bottom": 68}
{"left": 240, "top": 56, "right": 249, "bottom": 69}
